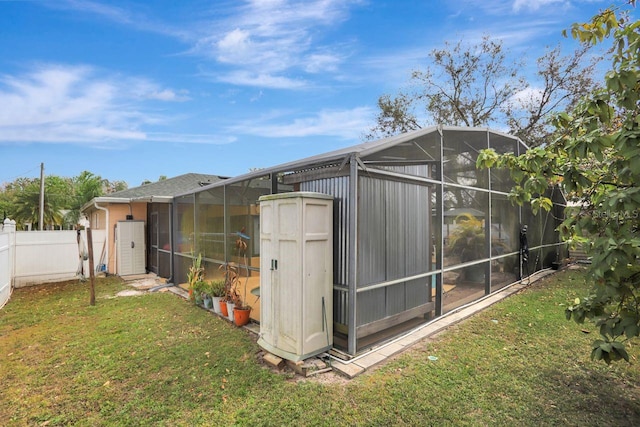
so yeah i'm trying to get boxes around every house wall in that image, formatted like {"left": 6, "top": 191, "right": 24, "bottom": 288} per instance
{"left": 85, "top": 202, "right": 147, "bottom": 274}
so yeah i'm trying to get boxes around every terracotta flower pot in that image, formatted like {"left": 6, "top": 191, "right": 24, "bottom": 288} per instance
{"left": 219, "top": 300, "right": 228, "bottom": 317}
{"left": 233, "top": 307, "right": 251, "bottom": 327}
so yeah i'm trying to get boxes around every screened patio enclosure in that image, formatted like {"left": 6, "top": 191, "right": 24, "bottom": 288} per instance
{"left": 172, "top": 126, "right": 566, "bottom": 356}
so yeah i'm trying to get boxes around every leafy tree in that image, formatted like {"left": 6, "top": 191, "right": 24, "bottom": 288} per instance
{"left": 507, "top": 45, "right": 599, "bottom": 147}
{"left": 477, "top": 1, "right": 639, "bottom": 363}
{"left": 1, "top": 171, "right": 128, "bottom": 228}
{"left": 0, "top": 178, "right": 31, "bottom": 220}
{"left": 11, "top": 178, "right": 67, "bottom": 229}
{"left": 368, "top": 36, "right": 598, "bottom": 147}
{"left": 64, "top": 171, "right": 106, "bottom": 226}
{"left": 104, "top": 180, "right": 128, "bottom": 194}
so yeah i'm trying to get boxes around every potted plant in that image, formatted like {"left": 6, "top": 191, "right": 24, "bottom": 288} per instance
{"left": 447, "top": 213, "right": 486, "bottom": 283}
{"left": 209, "top": 279, "right": 226, "bottom": 314}
{"left": 187, "top": 253, "right": 204, "bottom": 302}
{"left": 233, "top": 296, "right": 252, "bottom": 326}
{"left": 219, "top": 262, "right": 240, "bottom": 321}
{"left": 232, "top": 235, "right": 252, "bottom": 326}
{"left": 202, "top": 281, "right": 213, "bottom": 309}
{"left": 193, "top": 279, "right": 207, "bottom": 306}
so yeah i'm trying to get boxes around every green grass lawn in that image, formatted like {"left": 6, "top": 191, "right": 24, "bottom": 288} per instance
{"left": 1, "top": 268, "right": 639, "bottom": 426}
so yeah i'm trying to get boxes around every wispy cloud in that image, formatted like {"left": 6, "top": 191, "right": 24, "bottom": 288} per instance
{"left": 508, "top": 86, "right": 544, "bottom": 109}
{"left": 0, "top": 64, "right": 227, "bottom": 145}
{"left": 50, "top": 0, "right": 363, "bottom": 90}
{"left": 460, "top": 0, "right": 603, "bottom": 16}
{"left": 48, "top": 0, "right": 192, "bottom": 40}
{"left": 512, "top": 0, "right": 567, "bottom": 12}
{"left": 192, "top": 0, "right": 362, "bottom": 89}
{"left": 146, "top": 132, "right": 237, "bottom": 145}
{"left": 214, "top": 71, "right": 308, "bottom": 90}
{"left": 229, "top": 106, "right": 374, "bottom": 140}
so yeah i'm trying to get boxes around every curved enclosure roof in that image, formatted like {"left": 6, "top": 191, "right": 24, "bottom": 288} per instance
{"left": 178, "top": 126, "right": 528, "bottom": 196}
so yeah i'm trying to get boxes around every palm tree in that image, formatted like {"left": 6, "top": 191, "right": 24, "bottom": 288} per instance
{"left": 12, "top": 182, "right": 64, "bottom": 230}
{"left": 64, "top": 171, "right": 105, "bottom": 226}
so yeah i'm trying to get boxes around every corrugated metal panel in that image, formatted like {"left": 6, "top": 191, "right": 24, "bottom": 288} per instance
{"left": 385, "top": 179, "right": 405, "bottom": 280}
{"left": 357, "top": 288, "right": 385, "bottom": 325}
{"left": 333, "top": 288, "right": 348, "bottom": 326}
{"left": 357, "top": 176, "right": 386, "bottom": 286}
{"left": 385, "top": 283, "right": 405, "bottom": 317}
{"left": 300, "top": 176, "right": 350, "bottom": 286}
{"left": 378, "top": 164, "right": 432, "bottom": 179}
{"left": 356, "top": 177, "right": 433, "bottom": 325}
{"left": 404, "top": 183, "right": 431, "bottom": 311}
{"left": 403, "top": 182, "right": 431, "bottom": 276}
{"left": 405, "top": 277, "right": 430, "bottom": 310}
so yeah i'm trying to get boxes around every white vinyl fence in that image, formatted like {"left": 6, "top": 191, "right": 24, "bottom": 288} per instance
{"left": 0, "top": 224, "right": 13, "bottom": 308}
{"left": 0, "top": 219, "right": 106, "bottom": 308}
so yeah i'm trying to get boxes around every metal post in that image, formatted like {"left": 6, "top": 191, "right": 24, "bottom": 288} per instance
{"left": 485, "top": 130, "right": 492, "bottom": 296}
{"left": 39, "top": 163, "right": 44, "bottom": 230}
{"left": 347, "top": 154, "right": 359, "bottom": 355}
{"left": 223, "top": 187, "right": 228, "bottom": 262}
{"left": 169, "top": 202, "right": 175, "bottom": 283}
{"left": 436, "top": 127, "right": 444, "bottom": 316}
{"left": 87, "top": 228, "right": 96, "bottom": 306}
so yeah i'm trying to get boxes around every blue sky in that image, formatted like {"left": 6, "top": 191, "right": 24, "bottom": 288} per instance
{"left": 0, "top": 0, "right": 612, "bottom": 187}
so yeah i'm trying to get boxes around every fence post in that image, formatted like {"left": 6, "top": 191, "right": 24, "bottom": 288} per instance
{"left": 87, "top": 228, "right": 96, "bottom": 306}
{"left": 3, "top": 218, "right": 16, "bottom": 234}
{"left": 3, "top": 219, "right": 16, "bottom": 288}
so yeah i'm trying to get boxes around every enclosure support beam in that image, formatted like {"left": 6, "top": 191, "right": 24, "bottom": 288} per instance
{"left": 169, "top": 203, "right": 175, "bottom": 283}
{"left": 435, "top": 129, "right": 444, "bottom": 316}
{"left": 485, "top": 130, "right": 492, "bottom": 296}
{"left": 347, "top": 154, "right": 359, "bottom": 355}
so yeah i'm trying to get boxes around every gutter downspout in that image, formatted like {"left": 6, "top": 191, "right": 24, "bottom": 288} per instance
{"left": 93, "top": 201, "right": 109, "bottom": 274}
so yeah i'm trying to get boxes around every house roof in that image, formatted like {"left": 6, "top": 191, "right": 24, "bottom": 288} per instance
{"left": 82, "top": 173, "right": 227, "bottom": 210}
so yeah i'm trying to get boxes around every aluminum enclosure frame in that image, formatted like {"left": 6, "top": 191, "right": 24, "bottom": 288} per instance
{"left": 171, "top": 125, "right": 566, "bottom": 356}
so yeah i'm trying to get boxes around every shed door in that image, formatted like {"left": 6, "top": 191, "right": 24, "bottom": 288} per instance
{"left": 117, "top": 221, "right": 146, "bottom": 276}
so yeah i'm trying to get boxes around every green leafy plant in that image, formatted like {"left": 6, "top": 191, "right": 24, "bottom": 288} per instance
{"left": 187, "top": 253, "right": 204, "bottom": 302}
{"left": 194, "top": 279, "right": 207, "bottom": 294}
{"left": 208, "top": 279, "right": 226, "bottom": 298}
{"left": 447, "top": 213, "right": 485, "bottom": 262}
{"left": 477, "top": 2, "right": 640, "bottom": 363}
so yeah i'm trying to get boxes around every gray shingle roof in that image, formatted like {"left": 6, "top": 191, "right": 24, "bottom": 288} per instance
{"left": 108, "top": 173, "right": 226, "bottom": 199}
